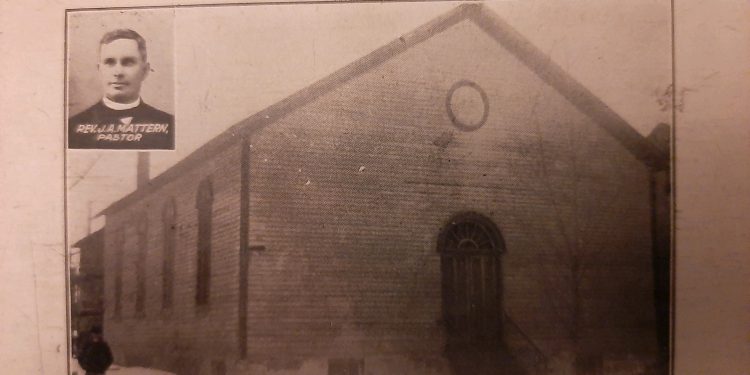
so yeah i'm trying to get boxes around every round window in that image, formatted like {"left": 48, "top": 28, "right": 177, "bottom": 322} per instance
{"left": 445, "top": 80, "right": 489, "bottom": 131}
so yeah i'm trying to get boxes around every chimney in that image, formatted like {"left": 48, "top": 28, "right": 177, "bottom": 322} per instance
{"left": 137, "top": 152, "right": 150, "bottom": 188}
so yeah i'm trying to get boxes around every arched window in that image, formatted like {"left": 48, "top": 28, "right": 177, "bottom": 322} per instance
{"left": 439, "top": 213, "right": 504, "bottom": 254}
{"left": 195, "top": 178, "right": 214, "bottom": 306}
{"left": 113, "top": 229, "right": 124, "bottom": 318}
{"left": 135, "top": 213, "right": 148, "bottom": 316}
{"left": 438, "top": 212, "right": 505, "bottom": 349}
{"left": 161, "top": 198, "right": 177, "bottom": 309}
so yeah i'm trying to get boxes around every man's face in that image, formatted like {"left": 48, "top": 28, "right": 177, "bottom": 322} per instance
{"left": 98, "top": 38, "right": 149, "bottom": 103}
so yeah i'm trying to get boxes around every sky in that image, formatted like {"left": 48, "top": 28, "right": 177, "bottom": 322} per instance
{"left": 66, "top": 0, "right": 672, "bottom": 244}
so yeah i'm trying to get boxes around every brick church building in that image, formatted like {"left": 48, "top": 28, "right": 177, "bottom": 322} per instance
{"left": 96, "top": 4, "right": 669, "bottom": 374}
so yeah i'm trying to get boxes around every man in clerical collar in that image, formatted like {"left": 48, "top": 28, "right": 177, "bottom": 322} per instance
{"left": 68, "top": 29, "right": 174, "bottom": 150}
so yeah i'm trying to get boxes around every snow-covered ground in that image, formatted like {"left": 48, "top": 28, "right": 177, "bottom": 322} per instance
{"left": 70, "top": 358, "right": 175, "bottom": 375}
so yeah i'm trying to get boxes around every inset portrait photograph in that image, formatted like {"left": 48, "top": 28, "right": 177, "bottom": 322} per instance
{"left": 67, "top": 10, "right": 174, "bottom": 150}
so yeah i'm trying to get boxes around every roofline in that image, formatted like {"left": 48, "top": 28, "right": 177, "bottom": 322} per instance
{"left": 99, "top": 3, "right": 473, "bottom": 216}
{"left": 99, "top": 3, "right": 667, "bottom": 217}
{"left": 469, "top": 5, "right": 668, "bottom": 171}
{"left": 72, "top": 228, "right": 104, "bottom": 248}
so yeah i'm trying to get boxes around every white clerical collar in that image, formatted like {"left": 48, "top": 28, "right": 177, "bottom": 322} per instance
{"left": 102, "top": 96, "right": 141, "bottom": 110}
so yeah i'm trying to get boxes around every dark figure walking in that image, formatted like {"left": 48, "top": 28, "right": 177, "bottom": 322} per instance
{"left": 77, "top": 325, "right": 113, "bottom": 375}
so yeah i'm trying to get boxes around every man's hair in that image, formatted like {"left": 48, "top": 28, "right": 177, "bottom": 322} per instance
{"left": 100, "top": 29, "right": 147, "bottom": 62}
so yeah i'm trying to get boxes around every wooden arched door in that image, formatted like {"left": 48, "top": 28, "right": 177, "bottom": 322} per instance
{"left": 439, "top": 212, "right": 504, "bottom": 350}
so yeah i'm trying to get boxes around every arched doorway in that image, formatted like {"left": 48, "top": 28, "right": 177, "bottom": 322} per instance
{"left": 438, "top": 212, "right": 505, "bottom": 351}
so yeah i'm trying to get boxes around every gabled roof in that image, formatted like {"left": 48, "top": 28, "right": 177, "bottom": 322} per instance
{"left": 72, "top": 228, "right": 104, "bottom": 249}
{"left": 100, "top": 3, "right": 668, "bottom": 216}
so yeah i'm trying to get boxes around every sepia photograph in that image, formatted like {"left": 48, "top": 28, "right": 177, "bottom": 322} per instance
{"left": 66, "top": 1, "right": 672, "bottom": 374}
{"left": 67, "top": 9, "right": 175, "bottom": 150}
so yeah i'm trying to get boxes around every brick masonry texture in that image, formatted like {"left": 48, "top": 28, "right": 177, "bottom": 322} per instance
{"left": 103, "top": 142, "right": 242, "bottom": 372}
{"left": 102, "top": 19, "right": 659, "bottom": 374}
{"left": 246, "top": 20, "right": 656, "bottom": 366}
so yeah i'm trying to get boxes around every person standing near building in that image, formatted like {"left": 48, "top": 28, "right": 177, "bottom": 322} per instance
{"left": 77, "top": 325, "right": 113, "bottom": 375}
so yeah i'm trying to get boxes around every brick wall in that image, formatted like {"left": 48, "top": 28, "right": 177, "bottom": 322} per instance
{"left": 103, "top": 142, "right": 242, "bottom": 374}
{"left": 100, "top": 18, "right": 659, "bottom": 375}
{"left": 245, "top": 19, "right": 657, "bottom": 370}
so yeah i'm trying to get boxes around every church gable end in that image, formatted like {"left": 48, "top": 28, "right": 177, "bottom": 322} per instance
{"left": 244, "top": 8, "right": 657, "bottom": 372}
